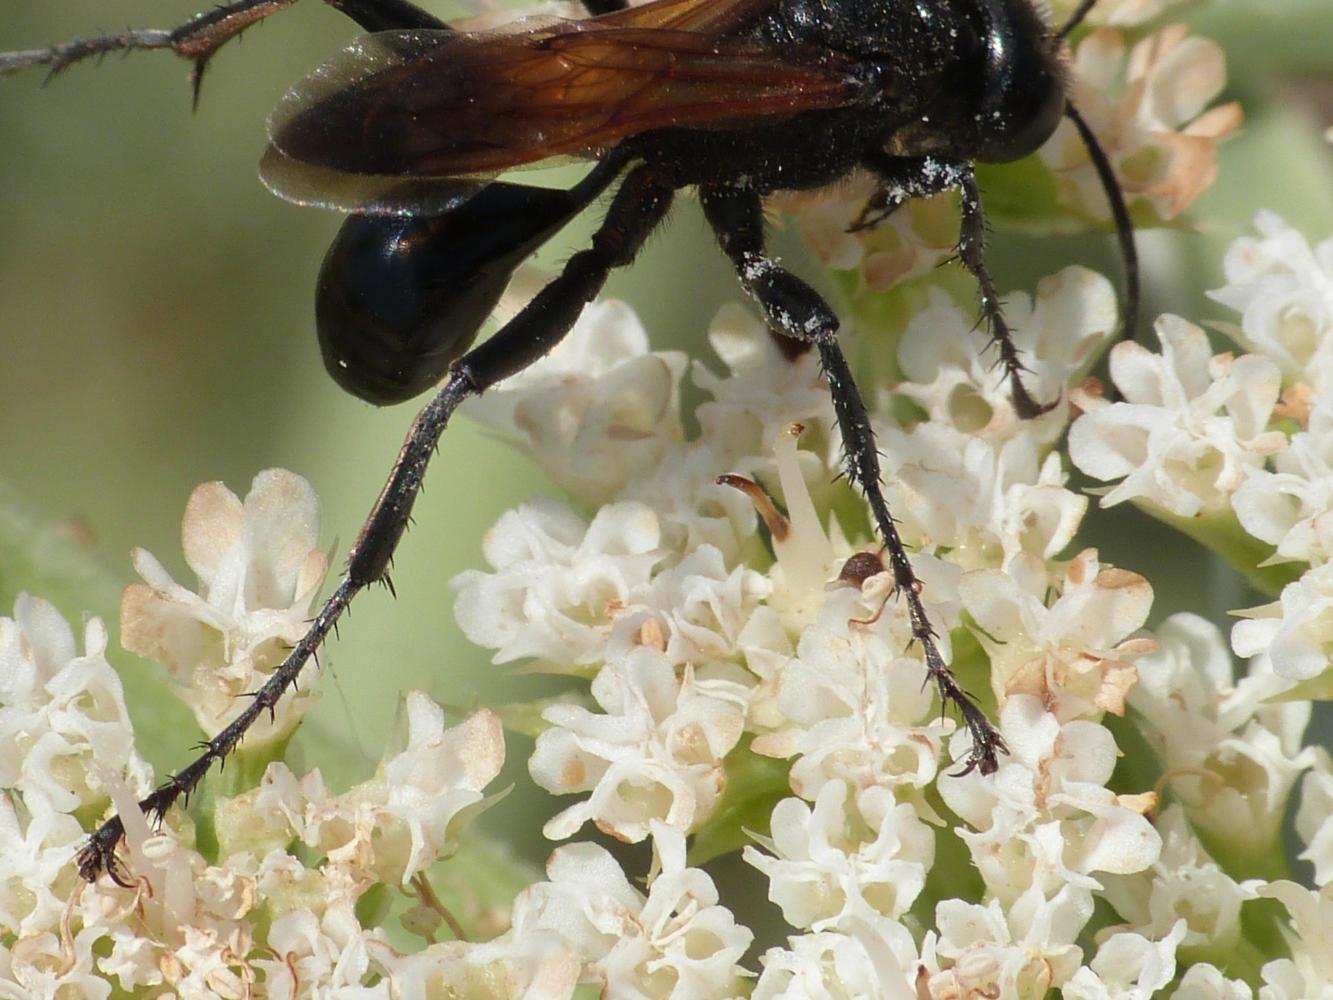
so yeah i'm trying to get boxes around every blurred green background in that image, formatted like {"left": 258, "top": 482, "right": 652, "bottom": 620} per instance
{"left": 0, "top": 0, "right": 1330, "bottom": 876}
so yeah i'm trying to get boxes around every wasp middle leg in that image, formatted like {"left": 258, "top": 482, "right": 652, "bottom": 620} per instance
{"left": 699, "top": 181, "right": 1008, "bottom": 777}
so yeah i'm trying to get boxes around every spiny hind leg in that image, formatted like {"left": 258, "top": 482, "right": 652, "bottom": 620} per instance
{"left": 78, "top": 165, "right": 676, "bottom": 882}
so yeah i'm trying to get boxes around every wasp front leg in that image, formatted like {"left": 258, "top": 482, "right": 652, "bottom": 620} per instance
{"left": 0, "top": 0, "right": 449, "bottom": 105}
{"left": 859, "top": 153, "right": 1054, "bottom": 418}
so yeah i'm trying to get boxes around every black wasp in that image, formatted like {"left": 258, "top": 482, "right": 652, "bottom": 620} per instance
{"left": 1, "top": 0, "right": 1137, "bottom": 883}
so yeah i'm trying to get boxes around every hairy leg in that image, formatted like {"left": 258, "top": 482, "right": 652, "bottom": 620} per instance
{"left": 700, "top": 181, "right": 1008, "bottom": 777}
{"left": 79, "top": 163, "right": 674, "bottom": 883}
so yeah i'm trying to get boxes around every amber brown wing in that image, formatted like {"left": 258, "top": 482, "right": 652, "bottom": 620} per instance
{"left": 262, "top": 21, "right": 862, "bottom": 212}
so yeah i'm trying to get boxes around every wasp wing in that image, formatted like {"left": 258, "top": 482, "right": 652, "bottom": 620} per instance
{"left": 263, "top": 18, "right": 861, "bottom": 213}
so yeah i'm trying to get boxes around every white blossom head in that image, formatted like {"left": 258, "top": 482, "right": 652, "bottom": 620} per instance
{"left": 1042, "top": 26, "right": 1241, "bottom": 223}
{"left": 463, "top": 297, "right": 689, "bottom": 503}
{"left": 119, "top": 470, "right": 327, "bottom": 745}
{"left": 511, "top": 824, "right": 753, "bottom": 998}
{"left": 0, "top": 595, "right": 149, "bottom": 815}
{"left": 1209, "top": 211, "right": 1333, "bottom": 397}
{"left": 531, "top": 649, "right": 749, "bottom": 843}
{"left": 1071, "top": 315, "right": 1285, "bottom": 516}
{"left": 895, "top": 268, "right": 1116, "bottom": 443}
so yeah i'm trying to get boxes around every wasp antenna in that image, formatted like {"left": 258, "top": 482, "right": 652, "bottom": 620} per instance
{"left": 1057, "top": 0, "right": 1100, "bottom": 39}
{"left": 1064, "top": 103, "right": 1140, "bottom": 350}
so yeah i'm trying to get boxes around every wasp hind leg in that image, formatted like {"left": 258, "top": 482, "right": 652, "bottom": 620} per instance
{"left": 699, "top": 181, "right": 1007, "bottom": 777}
{"left": 77, "top": 164, "right": 676, "bottom": 883}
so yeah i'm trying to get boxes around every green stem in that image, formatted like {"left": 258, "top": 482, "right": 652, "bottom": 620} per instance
{"left": 1147, "top": 505, "right": 1303, "bottom": 598}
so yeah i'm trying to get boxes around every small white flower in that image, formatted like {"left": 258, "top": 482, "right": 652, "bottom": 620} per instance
{"left": 531, "top": 648, "right": 749, "bottom": 842}
{"left": 1209, "top": 211, "right": 1333, "bottom": 395}
{"left": 282, "top": 699, "right": 505, "bottom": 886}
{"left": 0, "top": 595, "right": 148, "bottom": 814}
{"left": 768, "top": 169, "right": 960, "bottom": 296}
{"left": 618, "top": 441, "right": 759, "bottom": 561}
{"left": 358, "top": 699, "right": 505, "bottom": 884}
{"left": 1042, "top": 26, "right": 1241, "bottom": 222}
{"left": 1134, "top": 614, "right": 1316, "bottom": 863}
{"left": 97, "top": 924, "right": 166, "bottom": 995}
{"left": 254, "top": 901, "right": 388, "bottom": 999}
{"left": 921, "top": 887, "right": 1091, "bottom": 998}
{"left": 608, "top": 544, "right": 770, "bottom": 668}
{"left": 693, "top": 304, "right": 838, "bottom": 469}
{"left": 745, "top": 782, "right": 933, "bottom": 931}
{"left": 753, "top": 917, "right": 922, "bottom": 1000}
{"left": 168, "top": 921, "right": 262, "bottom": 999}
{"left": 215, "top": 761, "right": 330, "bottom": 863}
{"left": 1296, "top": 755, "right": 1333, "bottom": 887}
{"left": 1232, "top": 399, "right": 1333, "bottom": 565}
{"left": 463, "top": 299, "right": 689, "bottom": 504}
{"left": 895, "top": 268, "right": 1116, "bottom": 443}
{"left": 959, "top": 549, "right": 1154, "bottom": 719}
{"left": 941, "top": 696, "right": 1162, "bottom": 903}
{"left": 1098, "top": 806, "right": 1258, "bottom": 958}
{"left": 517, "top": 827, "right": 753, "bottom": 999}
{"left": 751, "top": 622, "right": 950, "bottom": 802}
{"left": 1061, "top": 920, "right": 1188, "bottom": 1000}
{"left": 374, "top": 923, "right": 581, "bottom": 1000}
{"left": 3, "top": 923, "right": 113, "bottom": 1000}
{"left": 1070, "top": 315, "right": 1285, "bottom": 517}
{"left": 250, "top": 849, "right": 330, "bottom": 922}
{"left": 750, "top": 423, "right": 859, "bottom": 625}
{"left": 1255, "top": 881, "right": 1333, "bottom": 1000}
{"left": 1233, "top": 562, "right": 1333, "bottom": 682}
{"left": 1174, "top": 963, "right": 1255, "bottom": 1000}
{"left": 884, "top": 425, "right": 1088, "bottom": 572}
{"left": 453, "top": 499, "right": 664, "bottom": 667}
{"left": 216, "top": 698, "right": 504, "bottom": 891}
{"left": 0, "top": 793, "right": 86, "bottom": 939}
{"left": 118, "top": 469, "right": 328, "bottom": 743}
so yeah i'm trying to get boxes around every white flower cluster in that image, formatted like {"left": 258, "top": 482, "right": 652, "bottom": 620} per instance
{"left": 2, "top": 470, "right": 547, "bottom": 995}
{"left": 13, "top": 213, "right": 1327, "bottom": 994}
{"left": 1073, "top": 213, "right": 1333, "bottom": 689}
{"left": 1067, "top": 213, "right": 1333, "bottom": 994}
{"left": 4, "top": 4, "right": 1329, "bottom": 993}
{"left": 1042, "top": 24, "right": 1241, "bottom": 224}
{"left": 1070, "top": 316, "right": 1285, "bottom": 518}
{"left": 445, "top": 240, "right": 1277, "bottom": 995}
{"left": 119, "top": 470, "right": 329, "bottom": 747}
{"left": 443, "top": 226, "right": 1330, "bottom": 998}
{"left": 0, "top": 595, "right": 148, "bottom": 956}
